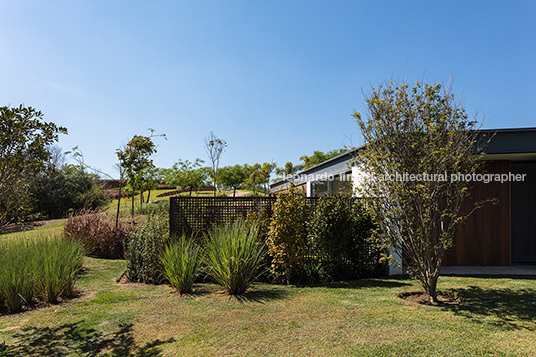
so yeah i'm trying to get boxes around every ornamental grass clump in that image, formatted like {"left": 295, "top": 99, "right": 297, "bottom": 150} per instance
{"left": 0, "top": 236, "right": 84, "bottom": 313}
{"left": 161, "top": 235, "right": 202, "bottom": 295}
{"left": 204, "top": 219, "right": 266, "bottom": 295}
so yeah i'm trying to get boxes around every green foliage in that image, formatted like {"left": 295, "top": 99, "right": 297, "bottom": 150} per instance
{"left": 353, "top": 79, "right": 484, "bottom": 302}
{"left": 29, "top": 165, "right": 109, "bottom": 219}
{"left": 204, "top": 219, "right": 266, "bottom": 295}
{"left": 125, "top": 213, "right": 170, "bottom": 284}
{"left": 267, "top": 186, "right": 310, "bottom": 284}
{"left": 63, "top": 209, "right": 131, "bottom": 259}
{"left": 0, "top": 236, "right": 83, "bottom": 313}
{"left": 117, "top": 135, "right": 158, "bottom": 215}
{"left": 308, "top": 195, "right": 378, "bottom": 280}
{"left": 300, "top": 148, "right": 348, "bottom": 169}
{"left": 160, "top": 159, "right": 208, "bottom": 195}
{"left": 161, "top": 235, "right": 202, "bottom": 294}
{"left": 218, "top": 164, "right": 249, "bottom": 196}
{"left": 0, "top": 105, "right": 67, "bottom": 228}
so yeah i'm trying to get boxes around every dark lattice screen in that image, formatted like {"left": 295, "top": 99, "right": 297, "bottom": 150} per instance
{"left": 169, "top": 197, "right": 277, "bottom": 237}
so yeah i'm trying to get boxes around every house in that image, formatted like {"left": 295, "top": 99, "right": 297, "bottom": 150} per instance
{"left": 270, "top": 127, "right": 536, "bottom": 272}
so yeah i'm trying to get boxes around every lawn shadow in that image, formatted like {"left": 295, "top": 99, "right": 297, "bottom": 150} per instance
{"left": 233, "top": 285, "right": 292, "bottom": 304}
{"left": 301, "top": 276, "right": 412, "bottom": 290}
{"left": 441, "top": 285, "right": 536, "bottom": 330}
{"left": 0, "top": 321, "right": 174, "bottom": 356}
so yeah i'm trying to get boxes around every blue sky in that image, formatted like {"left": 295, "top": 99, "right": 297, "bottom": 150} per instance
{"left": 1, "top": 1, "right": 535, "bottom": 177}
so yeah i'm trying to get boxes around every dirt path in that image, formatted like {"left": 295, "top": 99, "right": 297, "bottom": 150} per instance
{"left": 233, "top": 190, "right": 248, "bottom": 197}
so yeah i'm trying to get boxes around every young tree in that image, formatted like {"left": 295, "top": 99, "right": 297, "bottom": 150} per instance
{"left": 161, "top": 159, "right": 207, "bottom": 196}
{"left": 353, "top": 80, "right": 484, "bottom": 303}
{"left": 0, "top": 106, "right": 67, "bottom": 229}
{"left": 204, "top": 132, "right": 227, "bottom": 196}
{"left": 219, "top": 164, "right": 248, "bottom": 197}
{"left": 117, "top": 135, "right": 157, "bottom": 217}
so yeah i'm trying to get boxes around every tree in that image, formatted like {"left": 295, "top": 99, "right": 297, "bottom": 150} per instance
{"left": 161, "top": 159, "right": 207, "bottom": 195}
{"left": 204, "top": 132, "right": 227, "bottom": 196}
{"left": 218, "top": 164, "right": 248, "bottom": 197}
{"left": 299, "top": 148, "right": 348, "bottom": 169}
{"left": 0, "top": 106, "right": 67, "bottom": 229}
{"left": 117, "top": 135, "right": 157, "bottom": 217}
{"left": 353, "top": 79, "right": 484, "bottom": 303}
{"left": 275, "top": 161, "right": 303, "bottom": 178}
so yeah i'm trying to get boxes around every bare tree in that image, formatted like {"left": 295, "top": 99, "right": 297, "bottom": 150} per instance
{"left": 47, "top": 145, "right": 67, "bottom": 170}
{"left": 204, "top": 132, "right": 227, "bottom": 196}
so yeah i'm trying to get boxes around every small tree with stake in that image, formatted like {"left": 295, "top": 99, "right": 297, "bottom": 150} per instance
{"left": 353, "top": 79, "right": 485, "bottom": 303}
{"left": 204, "top": 132, "right": 227, "bottom": 196}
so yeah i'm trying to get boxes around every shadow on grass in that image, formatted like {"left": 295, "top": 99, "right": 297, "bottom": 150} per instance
{"left": 442, "top": 286, "right": 536, "bottom": 330}
{"left": 233, "top": 285, "right": 293, "bottom": 304}
{"left": 301, "top": 277, "right": 412, "bottom": 290}
{"left": 0, "top": 321, "right": 174, "bottom": 356}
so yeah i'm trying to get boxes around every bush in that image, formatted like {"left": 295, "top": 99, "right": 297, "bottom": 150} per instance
{"left": 204, "top": 219, "right": 266, "bottom": 295}
{"left": 267, "top": 186, "right": 310, "bottom": 284}
{"left": 161, "top": 235, "right": 202, "bottom": 294}
{"left": 125, "top": 213, "right": 170, "bottom": 284}
{"left": 0, "top": 236, "right": 84, "bottom": 313}
{"left": 63, "top": 209, "right": 131, "bottom": 259}
{"left": 308, "top": 194, "right": 377, "bottom": 280}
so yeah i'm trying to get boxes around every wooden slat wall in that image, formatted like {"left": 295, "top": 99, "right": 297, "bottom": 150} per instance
{"left": 443, "top": 160, "right": 511, "bottom": 266}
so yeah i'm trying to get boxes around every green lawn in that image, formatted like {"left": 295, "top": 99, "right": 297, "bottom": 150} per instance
{"left": 1, "top": 254, "right": 535, "bottom": 356}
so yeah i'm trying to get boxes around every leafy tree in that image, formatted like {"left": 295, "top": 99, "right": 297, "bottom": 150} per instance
{"left": 248, "top": 163, "right": 264, "bottom": 195}
{"left": 218, "top": 164, "right": 248, "bottom": 197}
{"left": 161, "top": 159, "right": 207, "bottom": 195}
{"left": 0, "top": 106, "right": 67, "bottom": 229}
{"left": 299, "top": 148, "right": 348, "bottom": 169}
{"left": 204, "top": 132, "right": 227, "bottom": 196}
{"left": 117, "top": 135, "right": 157, "bottom": 217}
{"left": 353, "top": 79, "right": 483, "bottom": 303}
{"left": 260, "top": 162, "right": 276, "bottom": 194}
{"left": 275, "top": 161, "right": 303, "bottom": 178}
{"left": 28, "top": 165, "right": 108, "bottom": 219}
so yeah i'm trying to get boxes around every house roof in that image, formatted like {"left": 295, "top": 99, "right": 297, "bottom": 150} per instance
{"left": 270, "top": 127, "right": 536, "bottom": 191}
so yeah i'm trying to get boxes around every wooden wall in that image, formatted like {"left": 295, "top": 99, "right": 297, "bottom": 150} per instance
{"left": 442, "top": 160, "right": 511, "bottom": 266}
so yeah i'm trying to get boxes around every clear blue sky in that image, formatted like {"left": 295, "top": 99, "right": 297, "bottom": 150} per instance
{"left": 1, "top": 1, "right": 535, "bottom": 177}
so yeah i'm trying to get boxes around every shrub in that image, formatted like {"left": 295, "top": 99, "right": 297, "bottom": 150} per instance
{"left": 63, "top": 209, "right": 130, "bottom": 259}
{"left": 204, "top": 219, "right": 266, "bottom": 295}
{"left": 0, "top": 236, "right": 84, "bottom": 313}
{"left": 161, "top": 235, "right": 202, "bottom": 294}
{"left": 267, "top": 186, "right": 310, "bottom": 284}
{"left": 125, "top": 213, "right": 169, "bottom": 284}
{"left": 308, "top": 194, "right": 377, "bottom": 280}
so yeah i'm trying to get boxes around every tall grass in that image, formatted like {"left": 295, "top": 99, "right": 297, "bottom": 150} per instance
{"left": 0, "top": 236, "right": 84, "bottom": 313}
{"left": 204, "top": 219, "right": 266, "bottom": 295}
{"left": 161, "top": 235, "right": 202, "bottom": 294}
{"left": 134, "top": 200, "right": 170, "bottom": 216}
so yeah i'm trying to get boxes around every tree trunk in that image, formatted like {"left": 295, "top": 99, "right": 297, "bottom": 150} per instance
{"left": 115, "top": 182, "right": 122, "bottom": 228}
{"left": 233, "top": 187, "right": 236, "bottom": 197}
{"left": 131, "top": 194, "right": 135, "bottom": 218}
{"left": 140, "top": 190, "right": 144, "bottom": 206}
{"left": 425, "top": 274, "right": 439, "bottom": 303}
{"left": 189, "top": 187, "right": 193, "bottom": 196}
{"left": 146, "top": 189, "right": 151, "bottom": 203}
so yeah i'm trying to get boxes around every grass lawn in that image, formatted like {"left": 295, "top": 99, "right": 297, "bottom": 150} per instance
{"left": 1, "top": 254, "right": 535, "bottom": 356}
